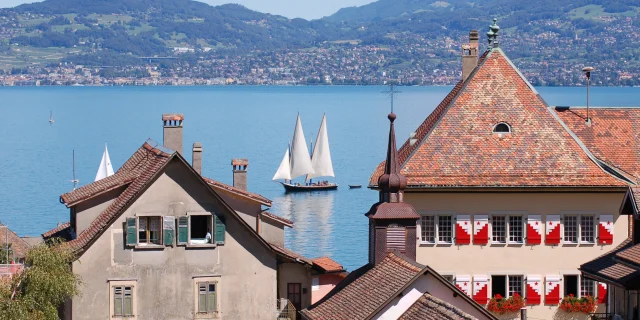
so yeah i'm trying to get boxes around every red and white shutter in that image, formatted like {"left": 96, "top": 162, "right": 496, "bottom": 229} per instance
{"left": 597, "top": 282, "right": 607, "bottom": 304}
{"left": 456, "top": 275, "right": 471, "bottom": 296}
{"left": 526, "top": 275, "right": 541, "bottom": 305}
{"left": 473, "top": 215, "right": 488, "bottom": 245}
{"left": 545, "top": 276, "right": 561, "bottom": 304}
{"left": 599, "top": 215, "right": 614, "bottom": 245}
{"left": 527, "top": 215, "right": 542, "bottom": 245}
{"left": 456, "top": 215, "right": 471, "bottom": 245}
{"left": 546, "top": 215, "right": 561, "bottom": 245}
{"left": 472, "top": 276, "right": 488, "bottom": 304}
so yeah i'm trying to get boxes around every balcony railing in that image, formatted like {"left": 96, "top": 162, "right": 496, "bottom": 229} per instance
{"left": 276, "top": 298, "right": 297, "bottom": 320}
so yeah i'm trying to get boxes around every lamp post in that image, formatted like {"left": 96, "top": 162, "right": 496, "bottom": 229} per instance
{"left": 582, "top": 66, "right": 594, "bottom": 125}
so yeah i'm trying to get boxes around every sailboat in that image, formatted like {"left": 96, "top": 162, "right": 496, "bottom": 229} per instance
{"left": 95, "top": 144, "right": 114, "bottom": 182}
{"left": 273, "top": 114, "right": 337, "bottom": 191}
{"left": 49, "top": 111, "right": 54, "bottom": 124}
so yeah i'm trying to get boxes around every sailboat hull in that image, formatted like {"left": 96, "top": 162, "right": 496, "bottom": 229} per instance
{"left": 280, "top": 182, "right": 338, "bottom": 192}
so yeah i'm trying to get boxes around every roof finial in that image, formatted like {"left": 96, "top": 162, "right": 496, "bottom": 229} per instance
{"left": 490, "top": 18, "right": 500, "bottom": 48}
{"left": 377, "top": 109, "right": 407, "bottom": 202}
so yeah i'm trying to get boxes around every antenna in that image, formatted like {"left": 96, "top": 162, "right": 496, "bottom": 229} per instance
{"left": 382, "top": 82, "right": 401, "bottom": 113}
{"left": 71, "top": 150, "right": 79, "bottom": 190}
{"left": 582, "top": 66, "right": 594, "bottom": 125}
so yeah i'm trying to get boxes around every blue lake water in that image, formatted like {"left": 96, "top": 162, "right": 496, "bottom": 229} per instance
{"left": 0, "top": 85, "right": 639, "bottom": 270}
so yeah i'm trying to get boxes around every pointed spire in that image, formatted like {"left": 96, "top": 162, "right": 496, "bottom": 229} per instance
{"left": 378, "top": 112, "right": 407, "bottom": 203}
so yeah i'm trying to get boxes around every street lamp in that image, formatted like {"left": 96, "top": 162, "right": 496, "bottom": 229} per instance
{"left": 582, "top": 66, "right": 594, "bottom": 125}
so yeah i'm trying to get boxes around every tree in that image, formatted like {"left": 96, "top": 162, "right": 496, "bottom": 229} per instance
{"left": 0, "top": 239, "right": 81, "bottom": 320}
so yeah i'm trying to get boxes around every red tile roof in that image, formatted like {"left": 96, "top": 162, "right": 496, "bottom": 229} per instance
{"left": 554, "top": 107, "right": 640, "bottom": 182}
{"left": 60, "top": 172, "right": 136, "bottom": 206}
{"left": 370, "top": 48, "right": 625, "bottom": 188}
{"left": 580, "top": 238, "right": 640, "bottom": 287}
{"left": 270, "top": 242, "right": 313, "bottom": 265}
{"left": 261, "top": 211, "right": 293, "bottom": 228}
{"left": 0, "top": 223, "right": 31, "bottom": 260}
{"left": 204, "top": 177, "right": 271, "bottom": 206}
{"left": 398, "top": 293, "right": 478, "bottom": 320}
{"left": 42, "top": 222, "right": 71, "bottom": 239}
{"left": 366, "top": 202, "right": 420, "bottom": 220}
{"left": 312, "top": 257, "right": 344, "bottom": 273}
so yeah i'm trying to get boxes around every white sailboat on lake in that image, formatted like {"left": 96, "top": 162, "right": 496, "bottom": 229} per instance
{"left": 49, "top": 110, "right": 54, "bottom": 124}
{"left": 273, "top": 114, "right": 337, "bottom": 191}
{"left": 95, "top": 144, "right": 114, "bottom": 182}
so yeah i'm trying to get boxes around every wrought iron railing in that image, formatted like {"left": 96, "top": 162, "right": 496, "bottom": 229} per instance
{"left": 276, "top": 298, "right": 297, "bottom": 320}
{"left": 589, "top": 313, "right": 613, "bottom": 320}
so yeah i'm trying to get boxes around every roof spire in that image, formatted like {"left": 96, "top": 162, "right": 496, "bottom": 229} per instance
{"left": 377, "top": 111, "right": 407, "bottom": 202}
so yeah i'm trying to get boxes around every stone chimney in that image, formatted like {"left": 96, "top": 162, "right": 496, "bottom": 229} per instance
{"left": 461, "top": 30, "right": 479, "bottom": 81}
{"left": 162, "top": 114, "right": 183, "bottom": 155}
{"left": 232, "top": 159, "right": 248, "bottom": 191}
{"left": 192, "top": 142, "right": 202, "bottom": 175}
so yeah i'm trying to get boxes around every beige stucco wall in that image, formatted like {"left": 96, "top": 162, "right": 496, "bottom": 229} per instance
{"left": 407, "top": 191, "right": 627, "bottom": 320}
{"left": 74, "top": 187, "right": 123, "bottom": 234}
{"left": 278, "top": 262, "right": 312, "bottom": 312}
{"left": 261, "top": 217, "right": 285, "bottom": 246}
{"left": 71, "top": 160, "right": 277, "bottom": 320}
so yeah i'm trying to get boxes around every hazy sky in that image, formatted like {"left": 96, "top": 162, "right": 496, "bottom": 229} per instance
{"left": 0, "top": 0, "right": 376, "bottom": 19}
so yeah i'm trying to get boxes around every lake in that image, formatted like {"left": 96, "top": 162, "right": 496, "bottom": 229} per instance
{"left": 0, "top": 85, "right": 638, "bottom": 270}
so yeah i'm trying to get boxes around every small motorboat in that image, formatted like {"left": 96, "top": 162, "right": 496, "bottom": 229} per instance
{"left": 349, "top": 185, "right": 362, "bottom": 189}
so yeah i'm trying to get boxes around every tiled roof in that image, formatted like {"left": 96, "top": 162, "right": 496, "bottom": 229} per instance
{"left": 553, "top": 107, "right": 640, "bottom": 182}
{"left": 580, "top": 238, "right": 640, "bottom": 287}
{"left": 370, "top": 48, "right": 625, "bottom": 188}
{"left": 366, "top": 202, "right": 420, "bottom": 220}
{"left": 269, "top": 242, "right": 313, "bottom": 265}
{"left": 261, "top": 211, "right": 293, "bottom": 228}
{"left": 398, "top": 293, "right": 478, "bottom": 320}
{"left": 0, "top": 223, "right": 31, "bottom": 259}
{"left": 312, "top": 257, "right": 344, "bottom": 273}
{"left": 301, "top": 252, "right": 424, "bottom": 320}
{"left": 616, "top": 243, "right": 640, "bottom": 265}
{"left": 203, "top": 177, "right": 271, "bottom": 206}
{"left": 42, "top": 222, "right": 71, "bottom": 239}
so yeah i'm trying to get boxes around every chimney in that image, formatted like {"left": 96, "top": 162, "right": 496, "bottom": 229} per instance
{"left": 192, "top": 142, "right": 202, "bottom": 175}
{"left": 162, "top": 114, "right": 183, "bottom": 155}
{"left": 232, "top": 159, "right": 248, "bottom": 191}
{"left": 461, "top": 30, "right": 479, "bottom": 81}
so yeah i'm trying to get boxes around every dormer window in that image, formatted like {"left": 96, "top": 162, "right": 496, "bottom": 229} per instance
{"left": 493, "top": 122, "right": 511, "bottom": 134}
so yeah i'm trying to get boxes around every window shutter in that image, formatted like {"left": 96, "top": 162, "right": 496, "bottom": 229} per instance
{"left": 126, "top": 218, "right": 137, "bottom": 246}
{"left": 545, "top": 276, "right": 561, "bottom": 304}
{"left": 527, "top": 215, "right": 542, "bottom": 245}
{"left": 473, "top": 215, "right": 488, "bottom": 245}
{"left": 472, "top": 276, "right": 488, "bottom": 304}
{"left": 597, "top": 282, "right": 607, "bottom": 304}
{"left": 455, "top": 275, "right": 471, "bottom": 296}
{"left": 456, "top": 215, "right": 471, "bottom": 245}
{"left": 114, "top": 286, "right": 123, "bottom": 315}
{"left": 545, "top": 215, "right": 561, "bottom": 245}
{"left": 198, "top": 283, "right": 207, "bottom": 313}
{"left": 526, "top": 275, "right": 541, "bottom": 305}
{"left": 599, "top": 215, "right": 614, "bottom": 245}
{"left": 214, "top": 214, "right": 225, "bottom": 245}
{"left": 207, "top": 283, "right": 217, "bottom": 312}
{"left": 386, "top": 226, "right": 406, "bottom": 252}
{"left": 163, "top": 216, "right": 175, "bottom": 246}
{"left": 177, "top": 216, "right": 188, "bottom": 244}
{"left": 124, "top": 287, "right": 133, "bottom": 315}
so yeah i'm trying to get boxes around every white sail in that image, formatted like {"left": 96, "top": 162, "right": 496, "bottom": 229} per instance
{"left": 290, "top": 114, "right": 315, "bottom": 179}
{"left": 95, "top": 144, "right": 115, "bottom": 182}
{"left": 308, "top": 114, "right": 335, "bottom": 179}
{"left": 272, "top": 148, "right": 292, "bottom": 181}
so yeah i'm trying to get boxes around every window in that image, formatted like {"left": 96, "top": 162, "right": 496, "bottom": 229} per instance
{"left": 138, "top": 216, "right": 161, "bottom": 245}
{"left": 177, "top": 214, "right": 226, "bottom": 246}
{"left": 493, "top": 123, "right": 511, "bottom": 133}
{"left": 110, "top": 281, "right": 135, "bottom": 319}
{"left": 492, "top": 275, "right": 523, "bottom": 298}
{"left": 197, "top": 282, "right": 217, "bottom": 313}
{"left": 492, "top": 215, "right": 524, "bottom": 244}
{"left": 564, "top": 215, "right": 595, "bottom": 244}
{"left": 420, "top": 215, "right": 453, "bottom": 244}
{"left": 190, "top": 215, "right": 213, "bottom": 245}
{"left": 312, "top": 277, "right": 320, "bottom": 291}
{"left": 581, "top": 277, "right": 595, "bottom": 297}
{"left": 565, "top": 275, "right": 579, "bottom": 297}
{"left": 288, "top": 283, "right": 302, "bottom": 312}
{"left": 442, "top": 275, "right": 455, "bottom": 284}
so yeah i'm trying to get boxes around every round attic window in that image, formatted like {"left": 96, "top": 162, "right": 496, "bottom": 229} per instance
{"left": 493, "top": 123, "right": 511, "bottom": 133}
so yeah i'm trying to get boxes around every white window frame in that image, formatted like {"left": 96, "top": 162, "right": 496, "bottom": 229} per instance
{"left": 580, "top": 275, "right": 596, "bottom": 298}
{"left": 490, "top": 212, "right": 526, "bottom": 245}
{"left": 187, "top": 212, "right": 215, "bottom": 247}
{"left": 561, "top": 273, "right": 595, "bottom": 298}
{"left": 561, "top": 213, "right": 597, "bottom": 245}
{"left": 193, "top": 276, "right": 221, "bottom": 319}
{"left": 109, "top": 280, "right": 137, "bottom": 319}
{"left": 489, "top": 273, "right": 525, "bottom": 298}
{"left": 418, "top": 213, "right": 455, "bottom": 245}
{"left": 135, "top": 214, "right": 163, "bottom": 246}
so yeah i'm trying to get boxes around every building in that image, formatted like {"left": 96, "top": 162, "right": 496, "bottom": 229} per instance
{"left": 301, "top": 108, "right": 497, "bottom": 320}
{"left": 310, "top": 257, "right": 347, "bottom": 304}
{"left": 0, "top": 222, "right": 31, "bottom": 277}
{"left": 368, "top": 21, "right": 638, "bottom": 319}
{"left": 43, "top": 114, "right": 341, "bottom": 319}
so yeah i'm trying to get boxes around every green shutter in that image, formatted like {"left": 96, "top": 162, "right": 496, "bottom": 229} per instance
{"left": 124, "top": 287, "right": 133, "bottom": 315}
{"left": 114, "top": 287, "right": 123, "bottom": 316}
{"left": 178, "top": 216, "right": 188, "bottom": 244}
{"left": 163, "top": 216, "right": 174, "bottom": 246}
{"left": 214, "top": 214, "right": 225, "bottom": 245}
{"left": 208, "top": 283, "right": 217, "bottom": 312}
{"left": 198, "top": 283, "right": 207, "bottom": 313}
{"left": 126, "top": 218, "right": 137, "bottom": 246}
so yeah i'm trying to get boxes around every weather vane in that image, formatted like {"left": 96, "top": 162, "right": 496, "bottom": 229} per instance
{"left": 382, "top": 82, "right": 401, "bottom": 113}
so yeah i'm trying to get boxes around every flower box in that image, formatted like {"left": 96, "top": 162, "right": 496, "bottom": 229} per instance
{"left": 487, "top": 293, "right": 526, "bottom": 314}
{"left": 559, "top": 295, "right": 597, "bottom": 314}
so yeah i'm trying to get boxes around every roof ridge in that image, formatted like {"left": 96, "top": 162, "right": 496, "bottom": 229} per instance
{"left": 203, "top": 177, "right": 272, "bottom": 205}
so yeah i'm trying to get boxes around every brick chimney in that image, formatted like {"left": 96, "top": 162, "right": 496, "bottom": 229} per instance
{"left": 162, "top": 114, "right": 183, "bottom": 155}
{"left": 192, "top": 142, "right": 202, "bottom": 175}
{"left": 232, "top": 159, "right": 248, "bottom": 191}
{"left": 462, "top": 30, "right": 479, "bottom": 81}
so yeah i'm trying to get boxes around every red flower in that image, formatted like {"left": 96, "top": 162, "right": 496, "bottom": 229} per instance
{"left": 558, "top": 295, "right": 597, "bottom": 314}
{"left": 487, "top": 294, "right": 526, "bottom": 314}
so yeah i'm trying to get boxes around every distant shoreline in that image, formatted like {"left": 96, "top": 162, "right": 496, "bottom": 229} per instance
{"left": 0, "top": 83, "right": 632, "bottom": 88}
